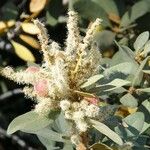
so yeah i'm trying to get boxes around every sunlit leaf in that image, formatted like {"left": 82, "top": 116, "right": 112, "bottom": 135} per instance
{"left": 30, "top": 0, "right": 47, "bottom": 13}
{"left": 7, "top": 111, "right": 51, "bottom": 134}
{"left": 0, "top": 21, "right": 6, "bottom": 33}
{"left": 90, "top": 119, "right": 123, "bottom": 145}
{"left": 11, "top": 40, "right": 35, "bottom": 62}
{"left": 142, "top": 70, "right": 150, "bottom": 74}
{"left": 21, "top": 23, "right": 40, "bottom": 35}
{"left": 0, "top": 20, "right": 15, "bottom": 33}
{"left": 19, "top": 34, "right": 40, "bottom": 49}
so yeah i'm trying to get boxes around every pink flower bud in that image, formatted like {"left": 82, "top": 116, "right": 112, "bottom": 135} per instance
{"left": 26, "top": 66, "right": 40, "bottom": 73}
{"left": 84, "top": 97, "right": 99, "bottom": 105}
{"left": 34, "top": 79, "right": 48, "bottom": 97}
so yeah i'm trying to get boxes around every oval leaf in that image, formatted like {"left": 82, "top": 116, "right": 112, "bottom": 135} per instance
{"left": 120, "top": 1, "right": 149, "bottom": 27}
{"left": 30, "top": 0, "right": 47, "bottom": 13}
{"left": 134, "top": 31, "right": 149, "bottom": 52}
{"left": 92, "top": 0, "right": 119, "bottom": 15}
{"left": 100, "top": 79, "right": 130, "bottom": 92}
{"left": 73, "top": 0, "right": 111, "bottom": 27}
{"left": 80, "top": 74, "right": 104, "bottom": 88}
{"left": 137, "top": 88, "right": 150, "bottom": 93}
{"left": 19, "top": 34, "right": 40, "bottom": 49}
{"left": 34, "top": 127, "right": 69, "bottom": 143}
{"left": 7, "top": 111, "right": 51, "bottom": 134}
{"left": 11, "top": 40, "right": 35, "bottom": 62}
{"left": 21, "top": 23, "right": 40, "bottom": 35}
{"left": 123, "top": 112, "right": 145, "bottom": 133}
{"left": 120, "top": 93, "right": 138, "bottom": 108}
{"left": 90, "top": 119, "right": 123, "bottom": 145}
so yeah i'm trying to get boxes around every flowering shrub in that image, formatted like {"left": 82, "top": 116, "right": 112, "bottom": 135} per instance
{"left": 0, "top": 11, "right": 150, "bottom": 150}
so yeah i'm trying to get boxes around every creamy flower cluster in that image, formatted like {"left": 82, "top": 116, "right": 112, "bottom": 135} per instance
{"left": 60, "top": 99, "right": 99, "bottom": 132}
{"left": 0, "top": 11, "right": 102, "bottom": 133}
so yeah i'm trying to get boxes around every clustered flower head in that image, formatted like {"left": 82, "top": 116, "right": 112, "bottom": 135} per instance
{"left": 0, "top": 11, "right": 102, "bottom": 141}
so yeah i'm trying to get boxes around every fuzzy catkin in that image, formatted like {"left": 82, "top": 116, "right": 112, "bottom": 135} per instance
{"left": 0, "top": 11, "right": 102, "bottom": 134}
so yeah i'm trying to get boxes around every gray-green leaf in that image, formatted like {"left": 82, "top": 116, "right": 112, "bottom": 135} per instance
{"left": 90, "top": 119, "right": 123, "bottom": 145}
{"left": 73, "top": 0, "right": 111, "bottom": 27}
{"left": 123, "top": 112, "right": 145, "bottom": 134}
{"left": 120, "top": 1, "right": 149, "bottom": 27}
{"left": 80, "top": 74, "right": 104, "bottom": 88}
{"left": 136, "top": 88, "right": 150, "bottom": 93}
{"left": 134, "top": 31, "right": 149, "bottom": 52}
{"left": 99, "top": 79, "right": 130, "bottom": 91}
{"left": 120, "top": 93, "right": 138, "bottom": 108}
{"left": 92, "top": 0, "right": 119, "bottom": 16}
{"left": 7, "top": 111, "right": 51, "bottom": 134}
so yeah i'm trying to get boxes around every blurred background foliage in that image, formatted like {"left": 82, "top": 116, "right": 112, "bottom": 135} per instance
{"left": 0, "top": 0, "right": 150, "bottom": 149}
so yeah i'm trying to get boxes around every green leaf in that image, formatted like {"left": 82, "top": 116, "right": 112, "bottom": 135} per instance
{"left": 38, "top": 136, "right": 59, "bottom": 150}
{"left": 138, "top": 100, "right": 150, "bottom": 133}
{"left": 53, "top": 112, "right": 72, "bottom": 136}
{"left": 120, "top": 1, "right": 149, "bottom": 27}
{"left": 139, "top": 100, "right": 150, "bottom": 116}
{"left": 104, "top": 62, "right": 134, "bottom": 76}
{"left": 35, "top": 127, "right": 69, "bottom": 143}
{"left": 112, "top": 43, "right": 138, "bottom": 69}
{"left": 73, "top": 0, "right": 111, "bottom": 27}
{"left": 134, "top": 31, "right": 149, "bottom": 52}
{"left": 120, "top": 93, "right": 138, "bottom": 108}
{"left": 46, "top": 0, "right": 64, "bottom": 26}
{"left": 89, "top": 143, "right": 113, "bottom": 150}
{"left": 80, "top": 74, "right": 104, "bottom": 88}
{"left": 46, "top": 11, "right": 58, "bottom": 26}
{"left": 99, "top": 79, "right": 130, "bottom": 91}
{"left": 90, "top": 119, "right": 123, "bottom": 145}
{"left": 0, "top": 2, "right": 18, "bottom": 20}
{"left": 94, "top": 30, "right": 116, "bottom": 51}
{"left": 115, "top": 113, "right": 145, "bottom": 140}
{"left": 142, "top": 70, "right": 150, "bottom": 74}
{"left": 123, "top": 112, "right": 145, "bottom": 135}
{"left": 63, "top": 143, "right": 74, "bottom": 150}
{"left": 141, "top": 122, "right": 150, "bottom": 134}
{"left": 137, "top": 88, "right": 150, "bottom": 93}
{"left": 92, "top": 0, "right": 119, "bottom": 16}
{"left": 141, "top": 40, "right": 150, "bottom": 56}
{"left": 132, "top": 56, "right": 150, "bottom": 86}
{"left": 7, "top": 111, "right": 51, "bottom": 134}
